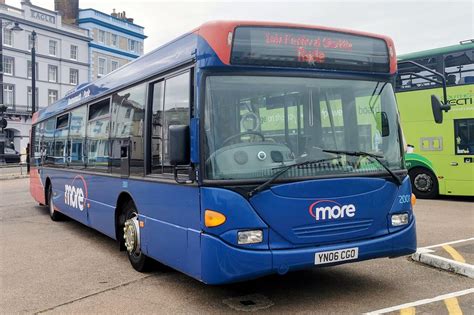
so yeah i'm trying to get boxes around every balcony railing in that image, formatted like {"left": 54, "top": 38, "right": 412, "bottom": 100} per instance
{"left": 4, "top": 104, "right": 33, "bottom": 115}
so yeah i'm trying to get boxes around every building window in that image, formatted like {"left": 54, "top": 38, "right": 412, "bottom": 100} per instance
{"left": 128, "top": 39, "right": 137, "bottom": 53}
{"left": 98, "top": 30, "right": 106, "bottom": 43}
{"left": 3, "top": 56, "right": 14, "bottom": 75}
{"left": 70, "top": 68, "right": 79, "bottom": 85}
{"left": 98, "top": 57, "right": 107, "bottom": 77}
{"left": 27, "top": 61, "right": 39, "bottom": 79}
{"left": 111, "top": 34, "right": 118, "bottom": 47}
{"left": 111, "top": 60, "right": 119, "bottom": 71}
{"left": 48, "top": 65, "right": 58, "bottom": 82}
{"left": 27, "top": 87, "right": 39, "bottom": 109}
{"left": 49, "top": 40, "right": 57, "bottom": 56}
{"left": 3, "top": 28, "right": 13, "bottom": 46}
{"left": 4, "top": 84, "right": 15, "bottom": 106}
{"left": 70, "top": 45, "right": 78, "bottom": 60}
{"left": 48, "top": 90, "right": 58, "bottom": 105}
{"left": 28, "top": 34, "right": 38, "bottom": 51}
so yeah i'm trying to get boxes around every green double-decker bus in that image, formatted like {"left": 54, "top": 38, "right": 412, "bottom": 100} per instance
{"left": 396, "top": 41, "right": 474, "bottom": 198}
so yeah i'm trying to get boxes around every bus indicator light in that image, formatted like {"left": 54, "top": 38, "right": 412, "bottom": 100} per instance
{"left": 411, "top": 194, "right": 416, "bottom": 207}
{"left": 205, "top": 210, "right": 226, "bottom": 227}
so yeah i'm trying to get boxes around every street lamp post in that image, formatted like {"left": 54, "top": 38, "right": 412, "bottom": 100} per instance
{"left": 31, "top": 30, "right": 37, "bottom": 114}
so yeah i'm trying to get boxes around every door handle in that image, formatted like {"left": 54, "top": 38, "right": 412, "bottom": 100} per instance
{"left": 450, "top": 162, "right": 458, "bottom": 166}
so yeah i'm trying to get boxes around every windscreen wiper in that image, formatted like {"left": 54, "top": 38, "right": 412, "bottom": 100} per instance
{"left": 248, "top": 156, "right": 341, "bottom": 197}
{"left": 322, "top": 149, "right": 402, "bottom": 186}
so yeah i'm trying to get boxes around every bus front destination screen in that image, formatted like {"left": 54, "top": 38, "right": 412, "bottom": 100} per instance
{"left": 231, "top": 26, "right": 390, "bottom": 73}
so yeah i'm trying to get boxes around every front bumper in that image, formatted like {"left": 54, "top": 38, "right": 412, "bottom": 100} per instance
{"left": 200, "top": 218, "right": 416, "bottom": 284}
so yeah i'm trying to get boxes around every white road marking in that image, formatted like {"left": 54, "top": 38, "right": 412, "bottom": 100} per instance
{"left": 423, "top": 237, "right": 474, "bottom": 249}
{"left": 365, "top": 288, "right": 474, "bottom": 314}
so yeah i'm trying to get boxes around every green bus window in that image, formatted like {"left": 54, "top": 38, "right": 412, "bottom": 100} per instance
{"left": 444, "top": 50, "right": 474, "bottom": 85}
{"left": 454, "top": 119, "right": 474, "bottom": 155}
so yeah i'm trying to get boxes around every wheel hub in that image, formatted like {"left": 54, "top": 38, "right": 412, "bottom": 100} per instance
{"left": 123, "top": 215, "right": 140, "bottom": 254}
{"left": 414, "top": 174, "right": 432, "bottom": 192}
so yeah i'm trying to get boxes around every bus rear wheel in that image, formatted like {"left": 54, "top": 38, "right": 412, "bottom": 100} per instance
{"left": 409, "top": 167, "right": 438, "bottom": 199}
{"left": 47, "top": 184, "right": 63, "bottom": 221}
{"left": 122, "top": 201, "right": 151, "bottom": 272}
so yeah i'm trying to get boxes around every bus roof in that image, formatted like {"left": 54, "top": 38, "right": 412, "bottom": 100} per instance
{"left": 398, "top": 40, "right": 474, "bottom": 61}
{"left": 34, "top": 20, "right": 397, "bottom": 124}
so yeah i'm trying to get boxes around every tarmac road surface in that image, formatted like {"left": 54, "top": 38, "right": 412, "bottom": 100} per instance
{"left": 1, "top": 178, "right": 473, "bottom": 314}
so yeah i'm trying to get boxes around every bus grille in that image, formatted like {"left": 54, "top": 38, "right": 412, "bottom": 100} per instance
{"left": 292, "top": 219, "right": 373, "bottom": 238}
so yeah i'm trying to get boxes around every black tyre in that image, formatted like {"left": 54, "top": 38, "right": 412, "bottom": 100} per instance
{"left": 122, "top": 200, "right": 152, "bottom": 272}
{"left": 47, "top": 184, "right": 63, "bottom": 221}
{"left": 409, "top": 167, "right": 438, "bottom": 199}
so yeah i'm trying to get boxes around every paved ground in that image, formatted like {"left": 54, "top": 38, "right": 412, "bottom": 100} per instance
{"left": 1, "top": 178, "right": 473, "bottom": 314}
{"left": 0, "top": 165, "right": 29, "bottom": 180}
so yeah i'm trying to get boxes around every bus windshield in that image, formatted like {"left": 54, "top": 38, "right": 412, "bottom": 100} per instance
{"left": 204, "top": 75, "right": 403, "bottom": 181}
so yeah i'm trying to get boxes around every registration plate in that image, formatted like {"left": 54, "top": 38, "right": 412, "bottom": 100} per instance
{"left": 314, "top": 247, "right": 359, "bottom": 265}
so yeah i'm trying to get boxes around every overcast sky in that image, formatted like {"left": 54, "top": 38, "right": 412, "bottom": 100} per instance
{"left": 7, "top": 0, "right": 474, "bottom": 55}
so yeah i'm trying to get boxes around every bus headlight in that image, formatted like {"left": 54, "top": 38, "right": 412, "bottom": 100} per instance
{"left": 238, "top": 230, "right": 263, "bottom": 244}
{"left": 391, "top": 213, "right": 409, "bottom": 226}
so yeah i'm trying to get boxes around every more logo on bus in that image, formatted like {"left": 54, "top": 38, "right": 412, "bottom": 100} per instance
{"left": 309, "top": 200, "right": 356, "bottom": 221}
{"left": 64, "top": 175, "right": 88, "bottom": 211}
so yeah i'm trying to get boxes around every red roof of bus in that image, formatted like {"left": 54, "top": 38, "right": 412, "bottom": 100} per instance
{"left": 194, "top": 20, "right": 397, "bottom": 74}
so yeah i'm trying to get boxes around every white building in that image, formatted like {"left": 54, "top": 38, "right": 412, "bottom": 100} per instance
{"left": 78, "top": 8, "right": 146, "bottom": 81}
{"left": 1, "top": 0, "right": 90, "bottom": 155}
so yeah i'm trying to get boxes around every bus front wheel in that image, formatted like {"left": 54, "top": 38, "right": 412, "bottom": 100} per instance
{"left": 409, "top": 167, "right": 438, "bottom": 199}
{"left": 122, "top": 200, "right": 151, "bottom": 272}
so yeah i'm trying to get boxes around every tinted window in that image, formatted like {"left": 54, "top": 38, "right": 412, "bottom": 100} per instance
{"left": 69, "top": 106, "right": 87, "bottom": 167}
{"left": 53, "top": 114, "right": 69, "bottom": 166}
{"left": 89, "top": 99, "right": 110, "bottom": 120}
{"left": 111, "top": 84, "right": 146, "bottom": 175}
{"left": 150, "top": 81, "right": 164, "bottom": 173}
{"left": 162, "top": 72, "right": 190, "bottom": 171}
{"left": 397, "top": 56, "right": 442, "bottom": 91}
{"left": 455, "top": 119, "right": 474, "bottom": 155}
{"left": 33, "top": 122, "right": 43, "bottom": 166}
{"left": 445, "top": 50, "right": 474, "bottom": 85}
{"left": 43, "top": 118, "right": 56, "bottom": 165}
{"left": 87, "top": 99, "right": 111, "bottom": 171}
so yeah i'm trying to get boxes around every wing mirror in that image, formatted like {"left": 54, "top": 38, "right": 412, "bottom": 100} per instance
{"left": 431, "top": 95, "right": 451, "bottom": 124}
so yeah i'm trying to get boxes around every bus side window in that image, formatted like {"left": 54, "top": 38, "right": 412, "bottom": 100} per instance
{"left": 43, "top": 118, "right": 56, "bottom": 165}
{"left": 397, "top": 56, "right": 442, "bottom": 91}
{"left": 454, "top": 119, "right": 474, "bottom": 154}
{"left": 87, "top": 98, "right": 111, "bottom": 172}
{"left": 150, "top": 81, "right": 164, "bottom": 174}
{"left": 69, "top": 106, "right": 87, "bottom": 168}
{"left": 53, "top": 113, "right": 70, "bottom": 166}
{"left": 444, "top": 51, "right": 474, "bottom": 85}
{"left": 111, "top": 84, "right": 146, "bottom": 176}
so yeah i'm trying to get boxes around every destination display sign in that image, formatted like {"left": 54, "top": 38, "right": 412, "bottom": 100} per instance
{"left": 231, "top": 27, "right": 390, "bottom": 73}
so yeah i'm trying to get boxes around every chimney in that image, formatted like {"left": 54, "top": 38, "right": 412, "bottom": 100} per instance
{"left": 54, "top": 0, "right": 79, "bottom": 25}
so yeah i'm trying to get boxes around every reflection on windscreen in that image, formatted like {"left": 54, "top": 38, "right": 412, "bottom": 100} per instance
{"left": 204, "top": 76, "right": 402, "bottom": 180}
